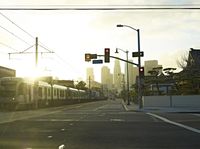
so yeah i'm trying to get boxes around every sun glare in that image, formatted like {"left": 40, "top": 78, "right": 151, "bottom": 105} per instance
{"left": 17, "top": 66, "right": 46, "bottom": 79}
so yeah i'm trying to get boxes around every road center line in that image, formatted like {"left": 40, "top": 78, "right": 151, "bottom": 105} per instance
{"left": 147, "top": 112, "right": 200, "bottom": 134}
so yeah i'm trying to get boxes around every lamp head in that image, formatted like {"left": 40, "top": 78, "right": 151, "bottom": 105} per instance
{"left": 116, "top": 24, "right": 123, "bottom": 27}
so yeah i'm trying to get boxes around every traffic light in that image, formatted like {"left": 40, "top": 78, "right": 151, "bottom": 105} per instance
{"left": 85, "top": 53, "right": 97, "bottom": 62}
{"left": 139, "top": 67, "right": 144, "bottom": 78}
{"left": 104, "top": 48, "right": 110, "bottom": 63}
{"left": 85, "top": 53, "right": 91, "bottom": 62}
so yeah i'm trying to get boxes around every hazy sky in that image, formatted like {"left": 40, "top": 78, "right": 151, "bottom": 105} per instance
{"left": 0, "top": 0, "right": 199, "bottom": 82}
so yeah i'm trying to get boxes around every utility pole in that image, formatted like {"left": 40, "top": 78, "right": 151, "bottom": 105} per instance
{"left": 88, "top": 76, "right": 91, "bottom": 99}
{"left": 8, "top": 37, "right": 54, "bottom": 67}
{"left": 35, "top": 37, "right": 38, "bottom": 67}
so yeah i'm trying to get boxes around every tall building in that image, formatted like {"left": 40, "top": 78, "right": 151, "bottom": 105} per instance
{"left": 133, "top": 67, "right": 139, "bottom": 84}
{"left": 101, "top": 66, "right": 113, "bottom": 90}
{"left": 144, "top": 60, "right": 162, "bottom": 76}
{"left": 86, "top": 67, "right": 95, "bottom": 87}
{"left": 125, "top": 60, "right": 137, "bottom": 88}
{"left": 113, "top": 59, "right": 122, "bottom": 91}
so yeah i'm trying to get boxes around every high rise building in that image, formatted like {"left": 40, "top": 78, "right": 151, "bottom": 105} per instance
{"left": 101, "top": 66, "right": 113, "bottom": 90}
{"left": 125, "top": 60, "right": 136, "bottom": 88}
{"left": 132, "top": 67, "right": 139, "bottom": 84}
{"left": 86, "top": 67, "right": 94, "bottom": 87}
{"left": 113, "top": 59, "right": 122, "bottom": 91}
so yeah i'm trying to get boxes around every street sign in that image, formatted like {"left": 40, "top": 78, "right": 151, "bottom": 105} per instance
{"left": 92, "top": 59, "right": 103, "bottom": 64}
{"left": 132, "top": 51, "right": 144, "bottom": 57}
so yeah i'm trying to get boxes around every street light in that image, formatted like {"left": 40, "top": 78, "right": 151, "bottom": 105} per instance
{"left": 115, "top": 48, "right": 130, "bottom": 105}
{"left": 117, "top": 24, "right": 142, "bottom": 109}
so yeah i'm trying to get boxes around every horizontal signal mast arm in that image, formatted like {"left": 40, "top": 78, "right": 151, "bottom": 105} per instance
{"left": 97, "top": 54, "right": 139, "bottom": 66}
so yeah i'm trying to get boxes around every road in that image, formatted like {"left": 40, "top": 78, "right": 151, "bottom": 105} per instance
{"left": 0, "top": 99, "right": 199, "bottom": 149}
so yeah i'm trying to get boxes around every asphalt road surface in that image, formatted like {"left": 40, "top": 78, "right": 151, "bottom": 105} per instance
{"left": 0, "top": 99, "right": 199, "bottom": 149}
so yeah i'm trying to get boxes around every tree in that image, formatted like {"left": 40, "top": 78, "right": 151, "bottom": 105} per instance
{"left": 176, "top": 51, "right": 188, "bottom": 70}
{"left": 148, "top": 67, "right": 163, "bottom": 95}
{"left": 163, "top": 68, "right": 176, "bottom": 76}
{"left": 75, "top": 81, "right": 87, "bottom": 90}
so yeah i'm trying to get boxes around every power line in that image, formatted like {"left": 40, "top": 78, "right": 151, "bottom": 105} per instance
{"left": 0, "top": 5, "right": 200, "bottom": 10}
{"left": 0, "top": 12, "right": 35, "bottom": 39}
{"left": 0, "top": 12, "right": 55, "bottom": 54}
{"left": 0, "top": 24, "right": 31, "bottom": 46}
{"left": 0, "top": 42, "right": 18, "bottom": 51}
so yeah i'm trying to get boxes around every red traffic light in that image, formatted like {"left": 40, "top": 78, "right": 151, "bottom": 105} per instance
{"left": 104, "top": 48, "right": 110, "bottom": 63}
{"left": 139, "top": 67, "right": 144, "bottom": 77}
{"left": 139, "top": 67, "right": 144, "bottom": 72}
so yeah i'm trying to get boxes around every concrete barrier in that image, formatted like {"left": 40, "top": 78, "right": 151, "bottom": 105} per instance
{"left": 143, "top": 95, "right": 200, "bottom": 108}
{"left": 143, "top": 96, "right": 170, "bottom": 107}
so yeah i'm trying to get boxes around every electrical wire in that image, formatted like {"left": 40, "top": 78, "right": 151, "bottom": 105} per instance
{"left": 0, "top": 42, "right": 18, "bottom": 51}
{"left": 0, "top": 24, "right": 31, "bottom": 46}
{"left": 0, "top": 12, "right": 35, "bottom": 39}
{"left": 0, "top": 4, "right": 200, "bottom": 10}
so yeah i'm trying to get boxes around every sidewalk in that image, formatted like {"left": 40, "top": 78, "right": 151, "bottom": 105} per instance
{"left": 121, "top": 100, "right": 200, "bottom": 113}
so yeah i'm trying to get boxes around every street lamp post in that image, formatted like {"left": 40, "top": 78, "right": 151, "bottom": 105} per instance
{"left": 117, "top": 24, "right": 142, "bottom": 109}
{"left": 115, "top": 48, "right": 130, "bottom": 105}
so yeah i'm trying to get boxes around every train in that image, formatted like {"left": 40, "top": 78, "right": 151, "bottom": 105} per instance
{"left": 0, "top": 77, "right": 104, "bottom": 110}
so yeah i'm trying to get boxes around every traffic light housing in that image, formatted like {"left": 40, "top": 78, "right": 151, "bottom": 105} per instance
{"left": 104, "top": 48, "right": 110, "bottom": 63}
{"left": 85, "top": 53, "right": 98, "bottom": 62}
{"left": 139, "top": 67, "right": 144, "bottom": 78}
{"left": 85, "top": 53, "right": 91, "bottom": 62}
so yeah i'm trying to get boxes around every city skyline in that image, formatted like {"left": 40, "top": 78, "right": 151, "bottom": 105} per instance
{"left": 0, "top": 1, "right": 199, "bottom": 82}
{"left": 88, "top": 59, "right": 163, "bottom": 88}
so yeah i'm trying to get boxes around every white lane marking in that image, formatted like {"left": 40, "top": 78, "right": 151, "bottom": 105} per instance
{"left": 48, "top": 135, "right": 53, "bottom": 139}
{"left": 193, "top": 114, "right": 200, "bottom": 117}
{"left": 93, "top": 104, "right": 108, "bottom": 111}
{"left": 34, "top": 119, "right": 76, "bottom": 122}
{"left": 98, "top": 113, "right": 106, "bottom": 117}
{"left": 147, "top": 113, "right": 200, "bottom": 134}
{"left": 58, "top": 144, "right": 65, "bottom": 149}
{"left": 110, "top": 119, "right": 125, "bottom": 122}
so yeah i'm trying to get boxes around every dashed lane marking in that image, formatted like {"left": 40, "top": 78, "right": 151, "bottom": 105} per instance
{"left": 110, "top": 119, "right": 125, "bottom": 122}
{"left": 34, "top": 119, "right": 76, "bottom": 122}
{"left": 147, "top": 113, "right": 200, "bottom": 134}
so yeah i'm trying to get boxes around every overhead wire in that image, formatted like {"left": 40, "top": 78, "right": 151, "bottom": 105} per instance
{"left": 0, "top": 11, "right": 80, "bottom": 75}
{"left": 0, "top": 41, "right": 18, "bottom": 51}
{"left": 1, "top": 4, "right": 199, "bottom": 78}
{"left": 0, "top": 12, "right": 35, "bottom": 39}
{"left": 0, "top": 24, "right": 31, "bottom": 46}
{"left": 0, "top": 4, "right": 200, "bottom": 10}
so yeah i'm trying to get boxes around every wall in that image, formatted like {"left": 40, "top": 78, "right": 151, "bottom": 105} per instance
{"left": 143, "top": 95, "right": 200, "bottom": 108}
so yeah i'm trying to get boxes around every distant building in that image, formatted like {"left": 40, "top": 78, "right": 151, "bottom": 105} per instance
{"left": 125, "top": 60, "right": 138, "bottom": 88}
{"left": 113, "top": 59, "right": 122, "bottom": 92}
{"left": 0, "top": 66, "right": 16, "bottom": 78}
{"left": 186, "top": 48, "right": 200, "bottom": 69}
{"left": 144, "top": 60, "right": 162, "bottom": 76}
{"left": 86, "top": 67, "right": 94, "bottom": 87}
{"left": 101, "top": 66, "right": 113, "bottom": 90}
{"left": 56, "top": 80, "right": 74, "bottom": 88}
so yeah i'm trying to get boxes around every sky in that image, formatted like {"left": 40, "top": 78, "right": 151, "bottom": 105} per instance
{"left": 0, "top": 0, "right": 199, "bottom": 82}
